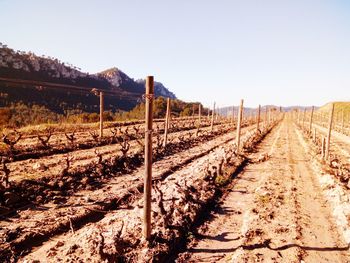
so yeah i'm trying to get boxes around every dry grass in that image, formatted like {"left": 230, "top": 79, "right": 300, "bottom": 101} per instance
{"left": 318, "top": 101, "right": 350, "bottom": 117}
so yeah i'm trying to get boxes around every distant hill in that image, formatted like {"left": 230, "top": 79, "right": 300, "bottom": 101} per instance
{"left": 217, "top": 105, "right": 316, "bottom": 116}
{"left": 317, "top": 102, "right": 350, "bottom": 115}
{"left": 281, "top": 106, "right": 317, "bottom": 112}
{"left": 0, "top": 43, "right": 176, "bottom": 113}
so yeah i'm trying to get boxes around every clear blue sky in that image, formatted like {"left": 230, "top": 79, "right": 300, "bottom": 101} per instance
{"left": 1, "top": 0, "right": 349, "bottom": 107}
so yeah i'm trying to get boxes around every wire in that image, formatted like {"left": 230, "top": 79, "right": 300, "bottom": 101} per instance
{"left": 0, "top": 77, "right": 142, "bottom": 99}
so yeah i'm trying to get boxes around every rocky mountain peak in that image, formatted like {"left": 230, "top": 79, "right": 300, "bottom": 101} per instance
{"left": 97, "top": 67, "right": 132, "bottom": 87}
{"left": 135, "top": 79, "right": 176, "bottom": 99}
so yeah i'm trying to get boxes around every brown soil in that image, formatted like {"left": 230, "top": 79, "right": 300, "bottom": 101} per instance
{"left": 6, "top": 121, "right": 234, "bottom": 181}
{"left": 2, "top": 118, "right": 222, "bottom": 162}
{"left": 1, "top": 121, "right": 260, "bottom": 262}
{"left": 313, "top": 123, "right": 350, "bottom": 162}
{"left": 3, "top": 116, "right": 348, "bottom": 263}
{"left": 177, "top": 118, "right": 350, "bottom": 262}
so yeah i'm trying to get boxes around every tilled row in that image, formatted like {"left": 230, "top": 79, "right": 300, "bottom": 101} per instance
{"left": 2, "top": 118, "right": 221, "bottom": 162}
{"left": 312, "top": 123, "right": 350, "bottom": 159}
{"left": 0, "top": 124, "right": 260, "bottom": 262}
{"left": 295, "top": 122, "right": 350, "bottom": 189}
{"left": 19, "top": 123, "right": 277, "bottom": 262}
{"left": 1, "top": 122, "right": 244, "bottom": 213}
{"left": 9, "top": 116, "right": 202, "bottom": 140}
{"left": 5, "top": 121, "right": 236, "bottom": 181}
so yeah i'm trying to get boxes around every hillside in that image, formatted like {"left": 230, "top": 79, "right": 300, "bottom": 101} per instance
{"left": 318, "top": 101, "right": 350, "bottom": 114}
{"left": 0, "top": 43, "right": 176, "bottom": 113}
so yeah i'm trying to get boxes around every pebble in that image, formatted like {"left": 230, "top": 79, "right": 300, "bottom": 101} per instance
{"left": 32, "top": 162, "right": 47, "bottom": 171}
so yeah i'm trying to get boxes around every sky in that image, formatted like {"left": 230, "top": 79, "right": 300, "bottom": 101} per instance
{"left": 0, "top": 0, "right": 349, "bottom": 108}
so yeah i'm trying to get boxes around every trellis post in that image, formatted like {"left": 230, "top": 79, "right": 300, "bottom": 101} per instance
{"left": 99, "top": 91, "right": 104, "bottom": 138}
{"left": 143, "top": 76, "right": 154, "bottom": 240}
{"left": 236, "top": 99, "right": 244, "bottom": 153}
{"left": 325, "top": 103, "right": 335, "bottom": 160}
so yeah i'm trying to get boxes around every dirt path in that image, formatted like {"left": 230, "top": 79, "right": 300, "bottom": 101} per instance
{"left": 178, "top": 118, "right": 350, "bottom": 262}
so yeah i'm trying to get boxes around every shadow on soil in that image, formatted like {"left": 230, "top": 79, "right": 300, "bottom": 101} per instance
{"left": 188, "top": 238, "right": 350, "bottom": 253}
{"left": 194, "top": 232, "right": 240, "bottom": 242}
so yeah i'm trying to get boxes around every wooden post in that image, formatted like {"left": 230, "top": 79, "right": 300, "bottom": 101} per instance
{"left": 198, "top": 103, "right": 201, "bottom": 127}
{"left": 264, "top": 106, "right": 268, "bottom": 129}
{"left": 325, "top": 103, "right": 335, "bottom": 161}
{"left": 341, "top": 110, "right": 344, "bottom": 134}
{"left": 196, "top": 103, "right": 201, "bottom": 137}
{"left": 163, "top": 98, "right": 170, "bottom": 147}
{"left": 257, "top": 104, "right": 261, "bottom": 132}
{"left": 309, "top": 106, "right": 314, "bottom": 134}
{"left": 166, "top": 100, "right": 171, "bottom": 130}
{"left": 313, "top": 128, "right": 316, "bottom": 142}
{"left": 271, "top": 109, "right": 274, "bottom": 123}
{"left": 236, "top": 99, "right": 244, "bottom": 153}
{"left": 99, "top": 91, "right": 104, "bottom": 138}
{"left": 231, "top": 106, "right": 235, "bottom": 124}
{"left": 321, "top": 136, "right": 326, "bottom": 160}
{"left": 211, "top": 102, "right": 215, "bottom": 131}
{"left": 143, "top": 76, "right": 154, "bottom": 240}
{"left": 302, "top": 108, "right": 306, "bottom": 130}
{"left": 216, "top": 105, "right": 219, "bottom": 121}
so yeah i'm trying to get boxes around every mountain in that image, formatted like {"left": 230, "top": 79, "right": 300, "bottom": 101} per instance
{"left": 135, "top": 79, "right": 176, "bottom": 99}
{"left": 97, "top": 68, "right": 176, "bottom": 99}
{"left": 98, "top": 67, "right": 134, "bottom": 89}
{"left": 0, "top": 43, "right": 176, "bottom": 113}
